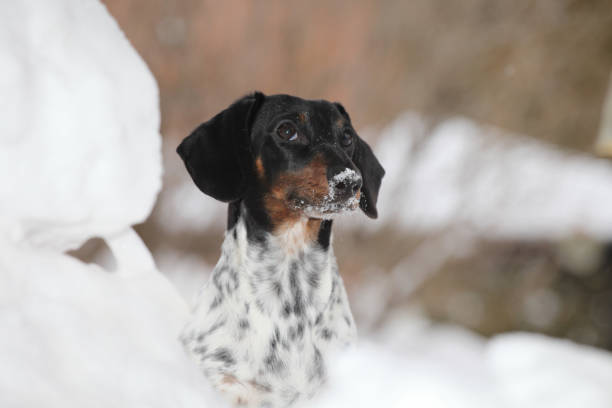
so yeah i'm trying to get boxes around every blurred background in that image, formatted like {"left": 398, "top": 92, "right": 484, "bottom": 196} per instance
{"left": 86, "top": 0, "right": 612, "bottom": 350}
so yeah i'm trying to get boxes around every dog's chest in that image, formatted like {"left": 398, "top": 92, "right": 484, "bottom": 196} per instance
{"left": 181, "top": 220, "right": 356, "bottom": 407}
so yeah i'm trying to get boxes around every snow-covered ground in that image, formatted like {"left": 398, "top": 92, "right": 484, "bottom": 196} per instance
{"left": 0, "top": 237, "right": 223, "bottom": 408}
{"left": 2, "top": 1, "right": 612, "bottom": 407}
{"left": 0, "top": 1, "right": 218, "bottom": 407}
{"left": 310, "top": 312, "right": 612, "bottom": 408}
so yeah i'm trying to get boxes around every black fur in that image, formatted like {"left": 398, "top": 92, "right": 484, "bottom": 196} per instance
{"left": 333, "top": 102, "right": 385, "bottom": 218}
{"left": 177, "top": 92, "right": 265, "bottom": 202}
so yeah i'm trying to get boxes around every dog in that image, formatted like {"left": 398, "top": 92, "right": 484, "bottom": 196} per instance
{"left": 178, "top": 92, "right": 384, "bottom": 407}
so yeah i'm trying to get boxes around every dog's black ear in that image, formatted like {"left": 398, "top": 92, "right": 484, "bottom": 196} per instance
{"left": 177, "top": 92, "right": 265, "bottom": 202}
{"left": 353, "top": 135, "right": 385, "bottom": 218}
{"left": 334, "top": 102, "right": 385, "bottom": 219}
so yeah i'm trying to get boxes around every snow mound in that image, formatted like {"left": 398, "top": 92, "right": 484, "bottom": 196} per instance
{"left": 308, "top": 313, "right": 612, "bottom": 408}
{"left": 309, "top": 343, "right": 496, "bottom": 408}
{"left": 488, "top": 333, "right": 612, "bottom": 407}
{"left": 0, "top": 0, "right": 161, "bottom": 251}
{"left": 0, "top": 1, "right": 223, "bottom": 407}
{"left": 0, "top": 236, "right": 223, "bottom": 408}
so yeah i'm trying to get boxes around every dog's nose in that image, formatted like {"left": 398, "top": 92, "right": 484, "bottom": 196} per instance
{"left": 335, "top": 178, "right": 361, "bottom": 195}
{"left": 329, "top": 168, "right": 362, "bottom": 197}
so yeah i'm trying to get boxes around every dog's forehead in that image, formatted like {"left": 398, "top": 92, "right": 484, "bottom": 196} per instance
{"left": 255, "top": 94, "right": 346, "bottom": 128}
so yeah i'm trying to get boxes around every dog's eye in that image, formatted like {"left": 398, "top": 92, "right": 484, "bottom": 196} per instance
{"left": 277, "top": 123, "right": 298, "bottom": 141}
{"left": 341, "top": 131, "right": 353, "bottom": 147}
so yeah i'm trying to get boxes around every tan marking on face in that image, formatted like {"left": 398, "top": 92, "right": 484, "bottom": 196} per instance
{"left": 263, "top": 155, "right": 328, "bottom": 247}
{"left": 336, "top": 117, "right": 346, "bottom": 128}
{"left": 264, "top": 154, "right": 329, "bottom": 228}
{"left": 264, "top": 183, "right": 301, "bottom": 227}
{"left": 255, "top": 156, "right": 265, "bottom": 180}
{"left": 298, "top": 112, "right": 308, "bottom": 123}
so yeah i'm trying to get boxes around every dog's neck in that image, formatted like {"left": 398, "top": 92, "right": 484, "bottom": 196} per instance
{"left": 220, "top": 202, "right": 337, "bottom": 318}
{"left": 227, "top": 200, "right": 333, "bottom": 252}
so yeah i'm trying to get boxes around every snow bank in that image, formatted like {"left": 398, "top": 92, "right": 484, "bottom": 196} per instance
{"left": 308, "top": 313, "right": 612, "bottom": 408}
{"left": 0, "top": 0, "right": 161, "bottom": 251}
{"left": 0, "top": 1, "right": 222, "bottom": 407}
{"left": 364, "top": 113, "right": 612, "bottom": 240}
{"left": 0, "top": 237, "right": 223, "bottom": 408}
{"left": 488, "top": 333, "right": 612, "bottom": 407}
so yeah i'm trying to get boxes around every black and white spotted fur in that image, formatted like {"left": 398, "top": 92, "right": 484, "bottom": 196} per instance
{"left": 181, "top": 207, "right": 355, "bottom": 407}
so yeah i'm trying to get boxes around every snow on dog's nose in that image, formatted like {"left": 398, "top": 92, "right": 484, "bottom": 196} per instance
{"left": 329, "top": 168, "right": 362, "bottom": 201}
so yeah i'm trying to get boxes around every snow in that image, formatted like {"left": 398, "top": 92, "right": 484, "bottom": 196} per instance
{"left": 488, "top": 333, "right": 612, "bottom": 407}
{"left": 331, "top": 168, "right": 360, "bottom": 184}
{"left": 0, "top": 0, "right": 161, "bottom": 252}
{"left": 0, "top": 1, "right": 219, "bottom": 407}
{"left": 0, "top": 235, "right": 222, "bottom": 408}
{"left": 2, "top": 1, "right": 612, "bottom": 407}
{"left": 155, "top": 246, "right": 213, "bottom": 302}
{"left": 308, "top": 312, "right": 612, "bottom": 408}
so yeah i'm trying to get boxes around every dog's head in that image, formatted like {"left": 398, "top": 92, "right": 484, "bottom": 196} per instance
{"left": 177, "top": 92, "right": 384, "bottom": 227}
